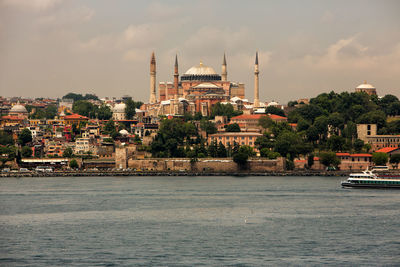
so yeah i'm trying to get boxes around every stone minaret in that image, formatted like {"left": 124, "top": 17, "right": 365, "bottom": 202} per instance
{"left": 174, "top": 54, "right": 179, "bottom": 99}
{"left": 149, "top": 52, "right": 156, "bottom": 103}
{"left": 253, "top": 52, "right": 260, "bottom": 108}
{"left": 221, "top": 53, "right": 227, "bottom": 81}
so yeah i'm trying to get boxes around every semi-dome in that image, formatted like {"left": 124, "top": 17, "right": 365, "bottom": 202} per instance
{"left": 185, "top": 62, "right": 217, "bottom": 75}
{"left": 10, "top": 103, "right": 27, "bottom": 113}
{"left": 356, "top": 82, "right": 375, "bottom": 89}
{"left": 113, "top": 103, "right": 126, "bottom": 113}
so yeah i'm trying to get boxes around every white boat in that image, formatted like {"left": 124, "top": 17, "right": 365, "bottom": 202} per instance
{"left": 341, "top": 170, "right": 400, "bottom": 189}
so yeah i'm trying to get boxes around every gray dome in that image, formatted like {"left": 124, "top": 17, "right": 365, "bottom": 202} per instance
{"left": 10, "top": 104, "right": 27, "bottom": 113}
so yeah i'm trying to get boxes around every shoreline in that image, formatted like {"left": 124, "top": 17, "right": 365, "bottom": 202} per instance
{"left": 0, "top": 170, "right": 390, "bottom": 178}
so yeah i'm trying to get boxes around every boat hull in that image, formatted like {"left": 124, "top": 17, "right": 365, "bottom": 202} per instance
{"left": 341, "top": 182, "right": 400, "bottom": 189}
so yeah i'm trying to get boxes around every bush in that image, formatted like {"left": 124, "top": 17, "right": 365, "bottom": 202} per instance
{"left": 69, "top": 159, "right": 79, "bottom": 169}
{"left": 372, "top": 152, "right": 389, "bottom": 166}
{"left": 21, "top": 146, "right": 33, "bottom": 158}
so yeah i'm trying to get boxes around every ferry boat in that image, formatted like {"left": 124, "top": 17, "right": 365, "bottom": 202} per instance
{"left": 341, "top": 170, "right": 400, "bottom": 189}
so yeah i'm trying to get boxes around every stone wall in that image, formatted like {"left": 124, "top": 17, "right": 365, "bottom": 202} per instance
{"left": 127, "top": 157, "right": 285, "bottom": 172}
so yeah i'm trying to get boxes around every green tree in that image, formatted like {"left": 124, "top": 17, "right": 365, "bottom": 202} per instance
{"left": 389, "top": 154, "right": 400, "bottom": 169}
{"left": 63, "top": 147, "right": 74, "bottom": 158}
{"left": 226, "top": 123, "right": 241, "bottom": 132}
{"left": 307, "top": 154, "right": 314, "bottom": 169}
{"left": 200, "top": 120, "right": 217, "bottom": 137}
{"left": 327, "top": 135, "right": 346, "bottom": 152}
{"left": 72, "top": 100, "right": 97, "bottom": 118}
{"left": 265, "top": 106, "right": 285, "bottom": 116}
{"left": 217, "top": 141, "right": 227, "bottom": 157}
{"left": 125, "top": 99, "right": 143, "bottom": 120}
{"left": 233, "top": 152, "right": 248, "bottom": 169}
{"left": 353, "top": 139, "right": 364, "bottom": 153}
{"left": 274, "top": 131, "right": 310, "bottom": 160}
{"left": 97, "top": 105, "right": 112, "bottom": 120}
{"left": 21, "top": 146, "right": 33, "bottom": 158}
{"left": 210, "top": 102, "right": 242, "bottom": 119}
{"left": 0, "top": 131, "right": 13, "bottom": 145}
{"left": 319, "top": 152, "right": 341, "bottom": 168}
{"left": 69, "top": 159, "right": 79, "bottom": 169}
{"left": 372, "top": 152, "right": 389, "bottom": 166}
{"left": 18, "top": 128, "right": 32, "bottom": 145}
{"left": 258, "top": 116, "right": 274, "bottom": 130}
{"left": 0, "top": 146, "right": 16, "bottom": 167}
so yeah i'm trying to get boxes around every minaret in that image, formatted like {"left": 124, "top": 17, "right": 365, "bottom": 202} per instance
{"left": 174, "top": 54, "right": 179, "bottom": 99}
{"left": 253, "top": 51, "right": 260, "bottom": 108}
{"left": 221, "top": 53, "right": 227, "bottom": 81}
{"left": 149, "top": 52, "right": 156, "bottom": 103}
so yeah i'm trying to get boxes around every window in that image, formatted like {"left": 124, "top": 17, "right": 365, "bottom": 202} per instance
{"left": 241, "top": 142, "right": 245, "bottom": 145}
{"left": 241, "top": 137, "right": 244, "bottom": 140}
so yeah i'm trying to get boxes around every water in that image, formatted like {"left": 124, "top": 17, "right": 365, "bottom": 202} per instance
{"left": 0, "top": 176, "right": 399, "bottom": 266}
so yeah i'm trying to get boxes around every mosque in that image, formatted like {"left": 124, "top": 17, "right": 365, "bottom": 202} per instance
{"left": 142, "top": 52, "right": 261, "bottom": 117}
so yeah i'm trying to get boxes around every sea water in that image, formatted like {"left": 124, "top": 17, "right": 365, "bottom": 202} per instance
{"left": 1, "top": 176, "right": 399, "bottom": 266}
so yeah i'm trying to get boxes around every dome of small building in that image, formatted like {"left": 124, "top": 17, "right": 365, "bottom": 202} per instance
{"left": 185, "top": 62, "right": 217, "bottom": 75}
{"left": 119, "top": 129, "right": 129, "bottom": 136}
{"left": 10, "top": 103, "right": 28, "bottom": 113}
{"left": 356, "top": 82, "right": 375, "bottom": 89}
{"left": 113, "top": 103, "right": 126, "bottom": 113}
{"left": 267, "top": 101, "right": 279, "bottom": 107}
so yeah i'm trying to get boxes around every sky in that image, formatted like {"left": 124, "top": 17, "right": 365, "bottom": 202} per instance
{"left": 0, "top": 0, "right": 399, "bottom": 104}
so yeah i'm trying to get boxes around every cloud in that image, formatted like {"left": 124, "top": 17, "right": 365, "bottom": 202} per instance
{"left": 146, "top": 2, "right": 182, "bottom": 20}
{"left": 79, "top": 23, "right": 166, "bottom": 55}
{"left": 1, "top": 0, "right": 62, "bottom": 11}
{"left": 36, "top": 6, "right": 95, "bottom": 26}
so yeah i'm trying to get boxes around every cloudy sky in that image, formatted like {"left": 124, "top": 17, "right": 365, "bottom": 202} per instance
{"left": 1, "top": 0, "right": 399, "bottom": 103}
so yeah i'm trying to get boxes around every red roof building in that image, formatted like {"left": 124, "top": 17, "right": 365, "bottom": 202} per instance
{"left": 375, "top": 147, "right": 400, "bottom": 154}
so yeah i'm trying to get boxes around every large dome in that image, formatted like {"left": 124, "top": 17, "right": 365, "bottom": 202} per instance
{"left": 185, "top": 62, "right": 217, "bottom": 75}
{"left": 356, "top": 82, "right": 375, "bottom": 89}
{"left": 10, "top": 103, "right": 27, "bottom": 113}
{"left": 113, "top": 103, "right": 126, "bottom": 113}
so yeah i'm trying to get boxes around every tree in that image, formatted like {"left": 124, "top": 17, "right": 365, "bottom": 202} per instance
{"left": 353, "top": 139, "right": 364, "bottom": 153}
{"left": 0, "top": 131, "right": 13, "bottom": 145}
{"left": 200, "top": 120, "right": 217, "bottom": 137}
{"left": 233, "top": 152, "right": 248, "bottom": 169}
{"left": 210, "top": 102, "right": 242, "bottom": 119}
{"left": 72, "top": 100, "right": 97, "bottom": 118}
{"left": 389, "top": 154, "right": 400, "bottom": 169}
{"left": 319, "top": 152, "right": 341, "bottom": 168}
{"left": 97, "top": 105, "right": 112, "bottom": 120}
{"left": 63, "top": 93, "right": 99, "bottom": 101}
{"left": 21, "top": 146, "right": 33, "bottom": 158}
{"left": 307, "top": 154, "right": 314, "bottom": 169}
{"left": 265, "top": 106, "right": 285, "bottom": 116}
{"left": 69, "top": 159, "right": 79, "bottom": 169}
{"left": 217, "top": 141, "right": 227, "bottom": 157}
{"left": 18, "top": 128, "right": 32, "bottom": 145}
{"left": 327, "top": 135, "right": 346, "bottom": 152}
{"left": 125, "top": 99, "right": 143, "bottom": 120}
{"left": 63, "top": 147, "right": 74, "bottom": 158}
{"left": 226, "top": 123, "right": 241, "bottom": 132}
{"left": 372, "top": 152, "right": 389, "bottom": 166}
{"left": 258, "top": 116, "right": 274, "bottom": 130}
{"left": 274, "top": 131, "right": 310, "bottom": 160}
{"left": 0, "top": 146, "right": 16, "bottom": 167}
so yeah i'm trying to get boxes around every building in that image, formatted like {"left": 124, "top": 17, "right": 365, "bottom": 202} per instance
{"left": 357, "top": 124, "right": 400, "bottom": 150}
{"left": 355, "top": 81, "right": 377, "bottom": 96}
{"left": 75, "top": 137, "right": 91, "bottom": 154}
{"left": 230, "top": 114, "right": 287, "bottom": 131}
{"left": 64, "top": 113, "right": 89, "bottom": 125}
{"left": 112, "top": 103, "right": 126, "bottom": 120}
{"left": 208, "top": 132, "right": 263, "bottom": 148}
{"left": 143, "top": 52, "right": 263, "bottom": 117}
{"left": 8, "top": 102, "right": 28, "bottom": 119}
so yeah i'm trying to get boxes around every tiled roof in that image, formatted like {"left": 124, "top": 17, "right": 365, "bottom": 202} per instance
{"left": 350, "top": 153, "right": 372, "bottom": 157}
{"left": 1, "top": 115, "right": 24, "bottom": 120}
{"left": 375, "top": 147, "right": 399, "bottom": 153}
{"left": 64, "top": 113, "right": 89, "bottom": 120}
{"left": 336, "top": 153, "right": 351, "bottom": 156}
{"left": 231, "top": 114, "right": 287, "bottom": 120}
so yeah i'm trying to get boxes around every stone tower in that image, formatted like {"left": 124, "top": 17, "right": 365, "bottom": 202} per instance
{"left": 221, "top": 53, "right": 227, "bottom": 81}
{"left": 174, "top": 54, "right": 179, "bottom": 99}
{"left": 253, "top": 52, "right": 260, "bottom": 108}
{"left": 149, "top": 52, "right": 156, "bottom": 103}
